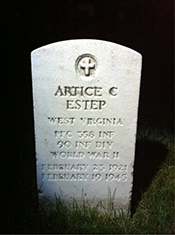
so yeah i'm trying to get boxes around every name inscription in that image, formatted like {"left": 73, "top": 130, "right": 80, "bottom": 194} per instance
{"left": 54, "top": 85, "right": 118, "bottom": 110}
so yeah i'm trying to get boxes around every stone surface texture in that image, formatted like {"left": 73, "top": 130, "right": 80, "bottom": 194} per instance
{"left": 31, "top": 39, "right": 142, "bottom": 212}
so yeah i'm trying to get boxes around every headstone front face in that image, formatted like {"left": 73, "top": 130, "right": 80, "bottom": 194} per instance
{"left": 31, "top": 39, "right": 142, "bottom": 213}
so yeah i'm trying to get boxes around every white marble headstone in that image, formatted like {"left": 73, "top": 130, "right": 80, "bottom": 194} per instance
{"left": 31, "top": 39, "right": 142, "bottom": 212}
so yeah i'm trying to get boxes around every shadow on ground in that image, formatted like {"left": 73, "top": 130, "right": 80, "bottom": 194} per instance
{"left": 131, "top": 139, "right": 167, "bottom": 215}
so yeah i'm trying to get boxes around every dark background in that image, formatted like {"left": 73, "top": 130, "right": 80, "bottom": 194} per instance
{"left": 1, "top": 0, "right": 174, "bottom": 232}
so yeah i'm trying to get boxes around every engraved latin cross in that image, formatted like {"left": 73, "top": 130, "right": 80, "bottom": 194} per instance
{"left": 80, "top": 57, "right": 95, "bottom": 76}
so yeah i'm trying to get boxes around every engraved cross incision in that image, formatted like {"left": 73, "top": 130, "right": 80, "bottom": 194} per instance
{"left": 80, "top": 58, "right": 95, "bottom": 76}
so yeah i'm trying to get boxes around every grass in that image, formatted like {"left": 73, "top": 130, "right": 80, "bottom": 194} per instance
{"left": 7, "top": 126, "right": 175, "bottom": 233}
